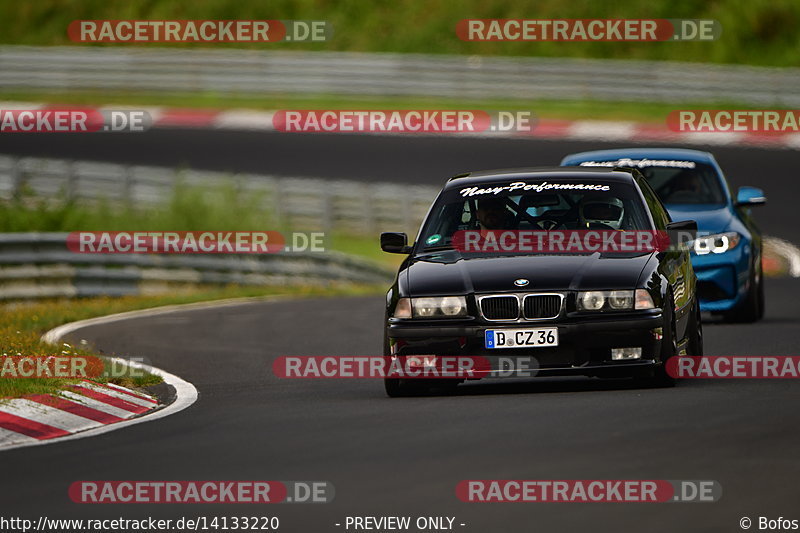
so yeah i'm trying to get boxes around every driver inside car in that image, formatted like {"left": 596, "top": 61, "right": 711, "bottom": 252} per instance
{"left": 475, "top": 198, "right": 517, "bottom": 230}
{"left": 578, "top": 196, "right": 625, "bottom": 229}
{"left": 665, "top": 172, "right": 704, "bottom": 203}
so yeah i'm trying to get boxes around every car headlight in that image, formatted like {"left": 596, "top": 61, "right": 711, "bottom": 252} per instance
{"left": 608, "top": 290, "right": 633, "bottom": 310}
{"left": 692, "top": 232, "right": 741, "bottom": 255}
{"left": 439, "top": 296, "right": 467, "bottom": 316}
{"left": 393, "top": 296, "right": 468, "bottom": 318}
{"left": 577, "top": 289, "right": 654, "bottom": 311}
{"left": 578, "top": 291, "right": 606, "bottom": 311}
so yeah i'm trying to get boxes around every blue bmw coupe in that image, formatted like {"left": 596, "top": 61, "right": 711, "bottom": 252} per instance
{"left": 561, "top": 148, "right": 766, "bottom": 322}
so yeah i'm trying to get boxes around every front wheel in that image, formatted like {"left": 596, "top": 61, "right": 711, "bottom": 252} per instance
{"left": 652, "top": 296, "right": 678, "bottom": 387}
{"left": 687, "top": 297, "right": 703, "bottom": 357}
{"left": 384, "top": 378, "right": 430, "bottom": 397}
{"left": 725, "top": 257, "right": 763, "bottom": 323}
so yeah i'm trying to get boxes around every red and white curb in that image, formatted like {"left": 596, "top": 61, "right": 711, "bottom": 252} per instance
{"left": 764, "top": 236, "right": 800, "bottom": 278}
{"left": 3, "top": 101, "right": 800, "bottom": 150}
{"left": 0, "top": 380, "right": 159, "bottom": 447}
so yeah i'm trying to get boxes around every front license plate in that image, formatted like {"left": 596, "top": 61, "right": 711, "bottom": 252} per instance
{"left": 485, "top": 328, "right": 559, "bottom": 349}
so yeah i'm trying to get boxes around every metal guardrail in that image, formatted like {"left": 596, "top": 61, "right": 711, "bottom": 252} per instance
{"left": 0, "top": 233, "right": 392, "bottom": 300}
{"left": 2, "top": 46, "right": 800, "bottom": 106}
{"left": 0, "top": 155, "right": 438, "bottom": 236}
{"left": 0, "top": 154, "right": 413, "bottom": 299}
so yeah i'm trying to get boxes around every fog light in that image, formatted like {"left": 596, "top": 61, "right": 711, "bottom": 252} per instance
{"left": 611, "top": 347, "right": 642, "bottom": 361}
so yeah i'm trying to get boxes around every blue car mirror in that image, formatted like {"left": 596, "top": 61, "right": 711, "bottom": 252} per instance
{"left": 735, "top": 186, "right": 766, "bottom": 207}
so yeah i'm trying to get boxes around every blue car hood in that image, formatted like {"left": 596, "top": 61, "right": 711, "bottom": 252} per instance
{"left": 666, "top": 204, "right": 732, "bottom": 234}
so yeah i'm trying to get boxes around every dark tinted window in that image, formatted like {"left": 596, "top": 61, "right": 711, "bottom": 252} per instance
{"left": 418, "top": 179, "right": 652, "bottom": 252}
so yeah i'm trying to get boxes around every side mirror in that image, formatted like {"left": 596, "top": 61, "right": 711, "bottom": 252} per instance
{"left": 735, "top": 186, "right": 766, "bottom": 207}
{"left": 665, "top": 220, "right": 698, "bottom": 249}
{"left": 381, "top": 232, "right": 412, "bottom": 254}
{"left": 666, "top": 220, "right": 697, "bottom": 232}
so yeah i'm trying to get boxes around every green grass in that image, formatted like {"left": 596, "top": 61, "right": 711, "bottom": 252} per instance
{"left": 0, "top": 89, "right": 783, "bottom": 125}
{"left": 1, "top": 0, "right": 799, "bottom": 66}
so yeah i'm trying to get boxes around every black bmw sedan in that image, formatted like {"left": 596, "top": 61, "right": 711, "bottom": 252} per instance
{"left": 381, "top": 167, "right": 703, "bottom": 396}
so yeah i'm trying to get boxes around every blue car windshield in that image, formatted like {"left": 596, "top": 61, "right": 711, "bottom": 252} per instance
{"left": 577, "top": 161, "right": 726, "bottom": 205}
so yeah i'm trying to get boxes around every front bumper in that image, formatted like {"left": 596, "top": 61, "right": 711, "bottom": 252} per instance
{"left": 691, "top": 245, "right": 751, "bottom": 312}
{"left": 386, "top": 312, "right": 665, "bottom": 379}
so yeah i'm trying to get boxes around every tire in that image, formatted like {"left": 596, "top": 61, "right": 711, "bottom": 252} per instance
{"left": 725, "top": 257, "right": 763, "bottom": 323}
{"left": 687, "top": 297, "right": 704, "bottom": 357}
{"left": 652, "top": 295, "right": 678, "bottom": 388}
{"left": 384, "top": 378, "right": 430, "bottom": 397}
{"left": 756, "top": 262, "right": 766, "bottom": 320}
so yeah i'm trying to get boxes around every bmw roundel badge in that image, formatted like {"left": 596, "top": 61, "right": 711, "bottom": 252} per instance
{"left": 514, "top": 278, "right": 530, "bottom": 287}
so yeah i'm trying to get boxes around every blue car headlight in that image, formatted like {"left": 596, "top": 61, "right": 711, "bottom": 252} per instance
{"left": 691, "top": 232, "right": 741, "bottom": 255}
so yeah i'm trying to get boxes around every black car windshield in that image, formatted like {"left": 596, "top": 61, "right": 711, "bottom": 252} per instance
{"left": 578, "top": 160, "right": 726, "bottom": 204}
{"left": 417, "top": 179, "right": 652, "bottom": 252}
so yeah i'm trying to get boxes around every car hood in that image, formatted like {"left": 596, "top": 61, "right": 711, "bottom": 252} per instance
{"left": 404, "top": 251, "right": 653, "bottom": 295}
{"left": 666, "top": 204, "right": 733, "bottom": 234}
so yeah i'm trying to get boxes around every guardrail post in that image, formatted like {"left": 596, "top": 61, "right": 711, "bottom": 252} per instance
{"left": 322, "top": 186, "right": 333, "bottom": 232}
{"left": 273, "top": 177, "right": 284, "bottom": 226}
{"left": 11, "top": 157, "right": 22, "bottom": 200}
{"left": 65, "top": 160, "right": 77, "bottom": 202}
{"left": 402, "top": 194, "right": 413, "bottom": 235}
{"left": 362, "top": 184, "right": 375, "bottom": 233}
{"left": 123, "top": 165, "right": 134, "bottom": 206}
